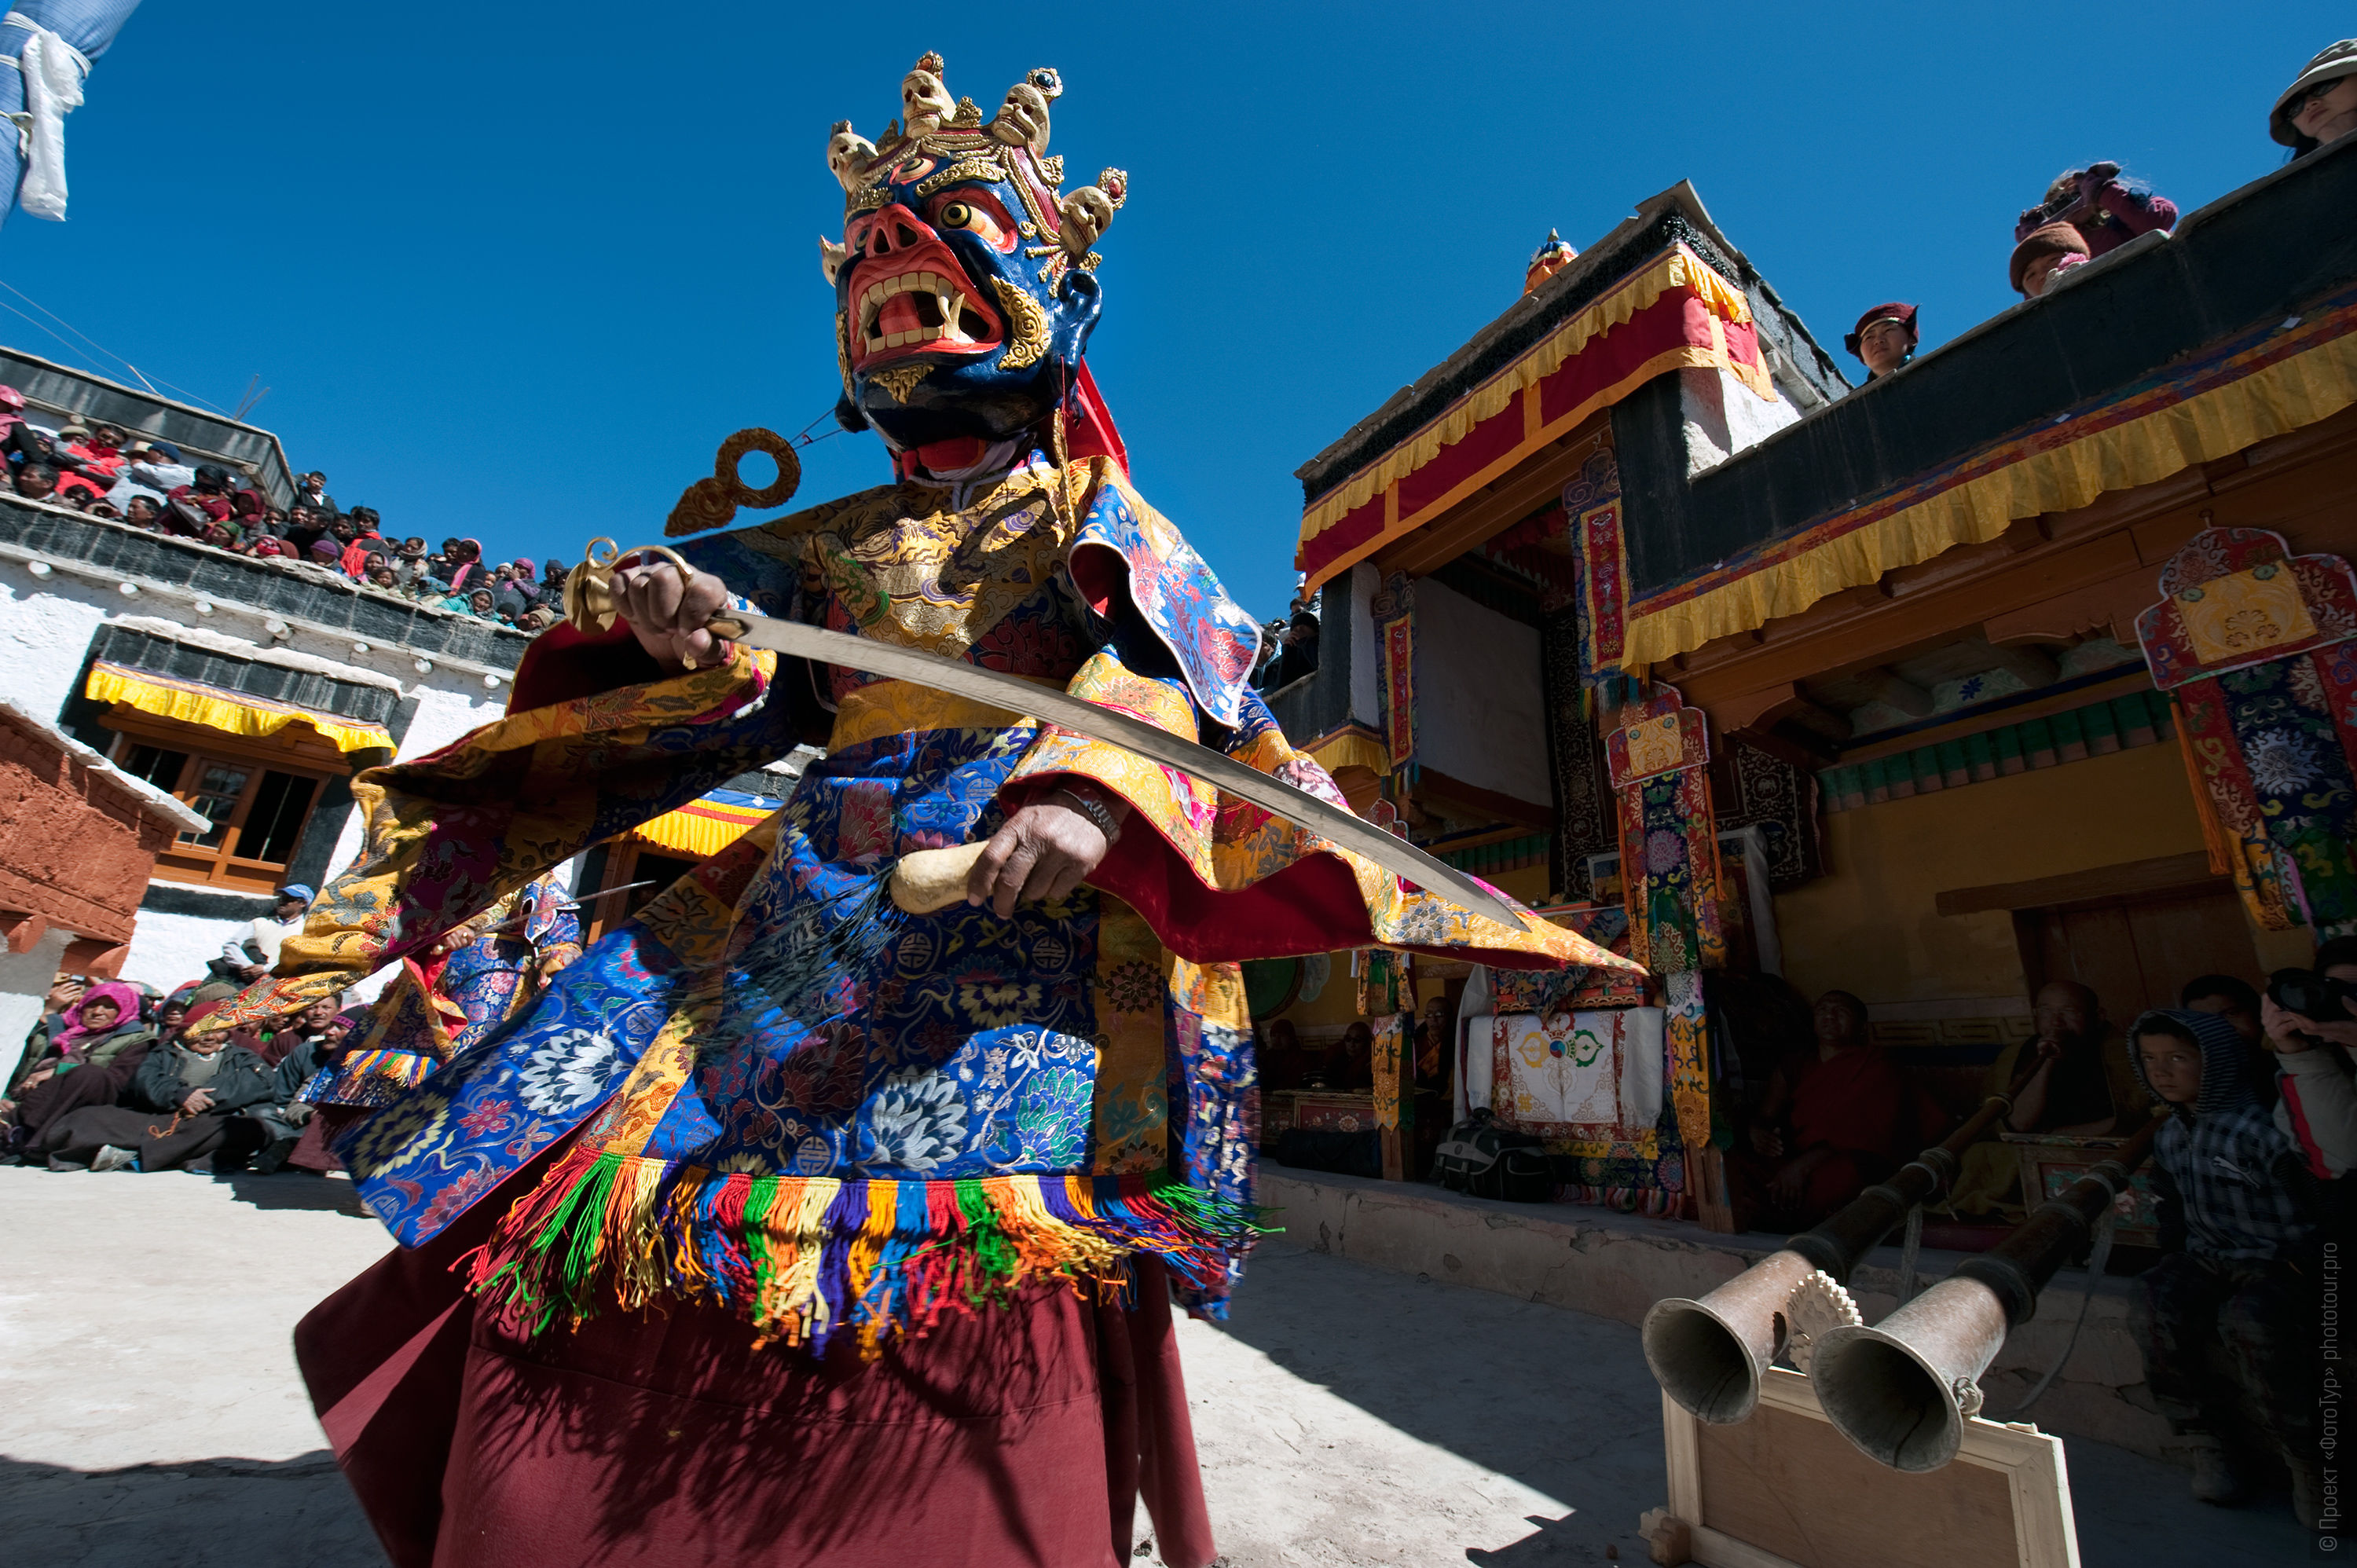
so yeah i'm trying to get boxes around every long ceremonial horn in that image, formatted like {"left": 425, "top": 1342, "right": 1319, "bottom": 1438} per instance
{"left": 1640, "top": 1081, "right": 2025, "bottom": 1424}
{"left": 1809, "top": 1112, "right": 2160, "bottom": 1471}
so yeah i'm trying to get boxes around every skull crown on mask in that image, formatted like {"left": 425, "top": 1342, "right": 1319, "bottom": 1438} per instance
{"left": 819, "top": 54, "right": 1127, "bottom": 455}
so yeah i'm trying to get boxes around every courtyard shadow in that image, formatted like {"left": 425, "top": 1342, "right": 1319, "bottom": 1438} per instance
{"left": 0, "top": 1449, "right": 387, "bottom": 1567}
{"left": 217, "top": 1170, "right": 374, "bottom": 1218}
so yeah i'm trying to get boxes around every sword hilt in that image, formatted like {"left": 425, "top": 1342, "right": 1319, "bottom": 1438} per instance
{"left": 564, "top": 540, "right": 747, "bottom": 664}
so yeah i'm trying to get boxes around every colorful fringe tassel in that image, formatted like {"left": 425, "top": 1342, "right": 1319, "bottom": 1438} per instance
{"left": 460, "top": 1145, "right": 1274, "bottom": 1358}
{"left": 298, "top": 1047, "right": 437, "bottom": 1108}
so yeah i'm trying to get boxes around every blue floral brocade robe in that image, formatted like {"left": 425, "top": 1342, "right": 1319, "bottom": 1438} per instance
{"left": 256, "top": 457, "right": 1633, "bottom": 1353}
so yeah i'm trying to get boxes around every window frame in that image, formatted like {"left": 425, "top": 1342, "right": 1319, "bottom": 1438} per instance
{"left": 101, "top": 710, "right": 349, "bottom": 892}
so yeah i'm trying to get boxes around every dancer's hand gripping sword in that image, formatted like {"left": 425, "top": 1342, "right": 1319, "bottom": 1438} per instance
{"left": 566, "top": 540, "right": 1520, "bottom": 926}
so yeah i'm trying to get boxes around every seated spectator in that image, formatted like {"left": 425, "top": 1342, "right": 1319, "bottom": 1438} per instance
{"left": 163, "top": 464, "right": 238, "bottom": 535}
{"left": 1263, "top": 610, "right": 1320, "bottom": 690}
{"left": 54, "top": 422, "right": 124, "bottom": 485}
{"left": 106, "top": 440, "right": 192, "bottom": 509}
{"left": 292, "top": 469, "right": 336, "bottom": 515}
{"left": 121, "top": 494, "right": 163, "bottom": 530}
{"left": 1733, "top": 990, "right": 1941, "bottom": 1229}
{"left": 306, "top": 537, "right": 344, "bottom": 571}
{"left": 11, "top": 460, "right": 58, "bottom": 500}
{"left": 391, "top": 535, "right": 433, "bottom": 588}
{"left": 339, "top": 508, "right": 390, "bottom": 578}
{"left": 5, "top": 972, "right": 85, "bottom": 1102}
{"left": 197, "top": 519, "right": 244, "bottom": 551}
{"left": 209, "top": 884, "right": 312, "bottom": 991}
{"left": 444, "top": 537, "right": 490, "bottom": 593}
{"left": 0, "top": 383, "right": 56, "bottom": 471}
{"left": 2126, "top": 1009, "right": 2322, "bottom": 1526}
{"left": 6, "top": 980, "right": 153, "bottom": 1097}
{"left": 541, "top": 559, "right": 571, "bottom": 601}
{"left": 2272, "top": 40, "right": 2357, "bottom": 156}
{"left": 2180, "top": 974, "right": 2261, "bottom": 1043}
{"left": 36, "top": 1001, "right": 278, "bottom": 1172}
{"left": 2264, "top": 936, "right": 2357, "bottom": 1181}
{"left": 260, "top": 994, "right": 343, "bottom": 1069}
{"left": 1845, "top": 302, "right": 1919, "bottom": 379}
{"left": 1307, "top": 1021, "right": 1374, "bottom": 1090}
{"left": 2, "top": 981, "right": 164, "bottom": 1161}
{"left": 519, "top": 604, "right": 558, "bottom": 632}
{"left": 2006, "top": 980, "right": 2137, "bottom": 1134}
{"left": 284, "top": 503, "right": 328, "bottom": 558}
{"left": 52, "top": 464, "right": 108, "bottom": 506}
{"left": 2011, "top": 222, "right": 2092, "bottom": 298}
{"left": 247, "top": 533, "right": 294, "bottom": 560}
{"left": 2015, "top": 161, "right": 2178, "bottom": 261}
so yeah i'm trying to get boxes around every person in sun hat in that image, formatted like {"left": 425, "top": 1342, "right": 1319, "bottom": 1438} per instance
{"left": 1844, "top": 302, "right": 1918, "bottom": 379}
{"left": 2274, "top": 39, "right": 2357, "bottom": 156}
{"left": 2011, "top": 222, "right": 2092, "bottom": 299}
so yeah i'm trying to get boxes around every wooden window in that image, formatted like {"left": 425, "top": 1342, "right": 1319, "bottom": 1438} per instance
{"left": 102, "top": 713, "right": 347, "bottom": 892}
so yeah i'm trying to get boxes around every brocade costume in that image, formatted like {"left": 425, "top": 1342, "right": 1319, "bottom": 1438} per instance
{"left": 218, "top": 54, "right": 1639, "bottom": 1568}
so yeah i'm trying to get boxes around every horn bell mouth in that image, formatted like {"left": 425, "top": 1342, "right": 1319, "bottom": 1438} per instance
{"left": 1811, "top": 1323, "right": 1968, "bottom": 1473}
{"left": 1642, "top": 1296, "right": 1768, "bottom": 1425}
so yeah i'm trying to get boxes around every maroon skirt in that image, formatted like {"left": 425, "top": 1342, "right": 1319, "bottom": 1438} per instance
{"left": 295, "top": 1169, "right": 1217, "bottom": 1568}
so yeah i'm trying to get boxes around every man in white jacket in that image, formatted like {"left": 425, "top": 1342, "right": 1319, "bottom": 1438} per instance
{"left": 216, "top": 884, "right": 313, "bottom": 985}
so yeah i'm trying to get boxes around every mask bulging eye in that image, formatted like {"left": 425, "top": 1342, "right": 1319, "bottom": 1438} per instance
{"left": 940, "top": 202, "right": 973, "bottom": 229}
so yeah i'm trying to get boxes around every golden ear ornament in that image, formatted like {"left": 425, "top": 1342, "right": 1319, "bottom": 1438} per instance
{"left": 663, "top": 429, "right": 803, "bottom": 537}
{"left": 991, "top": 278, "right": 1050, "bottom": 369}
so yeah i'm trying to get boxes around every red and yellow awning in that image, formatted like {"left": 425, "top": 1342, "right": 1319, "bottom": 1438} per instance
{"left": 1295, "top": 245, "right": 1770, "bottom": 591}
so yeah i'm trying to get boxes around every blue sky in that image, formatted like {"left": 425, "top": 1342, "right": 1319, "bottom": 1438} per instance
{"left": 0, "top": 4, "right": 2342, "bottom": 618}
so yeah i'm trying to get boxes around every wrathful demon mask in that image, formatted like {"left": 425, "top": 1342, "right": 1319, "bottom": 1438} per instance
{"left": 820, "top": 53, "right": 1127, "bottom": 453}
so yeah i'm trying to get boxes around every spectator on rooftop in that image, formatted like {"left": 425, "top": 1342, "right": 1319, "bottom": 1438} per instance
{"left": 108, "top": 441, "right": 192, "bottom": 509}
{"left": 165, "top": 464, "right": 238, "bottom": 534}
{"left": 339, "top": 508, "right": 389, "bottom": 578}
{"left": 307, "top": 537, "right": 343, "bottom": 570}
{"left": 291, "top": 470, "right": 336, "bottom": 515}
{"left": 2011, "top": 222, "right": 2093, "bottom": 298}
{"left": 366, "top": 561, "right": 400, "bottom": 592}
{"left": 444, "top": 537, "right": 491, "bottom": 593}
{"left": 2273, "top": 41, "right": 2357, "bottom": 157}
{"left": 541, "top": 559, "right": 570, "bottom": 599}
{"left": 82, "top": 498, "right": 122, "bottom": 521}
{"left": 0, "top": 384, "right": 56, "bottom": 471}
{"left": 12, "top": 460, "right": 58, "bottom": 500}
{"left": 390, "top": 535, "right": 433, "bottom": 588}
{"left": 1845, "top": 303, "right": 1919, "bottom": 379}
{"left": 247, "top": 533, "right": 292, "bottom": 560}
{"left": 2015, "top": 161, "right": 2178, "bottom": 262}
{"left": 121, "top": 494, "right": 162, "bottom": 530}
{"left": 54, "top": 423, "right": 124, "bottom": 485}
{"left": 197, "top": 520, "right": 243, "bottom": 551}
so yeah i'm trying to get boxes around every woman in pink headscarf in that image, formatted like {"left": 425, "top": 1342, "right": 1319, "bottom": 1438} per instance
{"left": 1, "top": 981, "right": 161, "bottom": 1158}
{"left": 442, "top": 537, "right": 489, "bottom": 593}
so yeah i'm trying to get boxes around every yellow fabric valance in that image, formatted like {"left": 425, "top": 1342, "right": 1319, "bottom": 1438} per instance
{"left": 86, "top": 663, "right": 394, "bottom": 753}
{"left": 1304, "top": 727, "right": 1392, "bottom": 779}
{"left": 1619, "top": 307, "right": 2357, "bottom": 669}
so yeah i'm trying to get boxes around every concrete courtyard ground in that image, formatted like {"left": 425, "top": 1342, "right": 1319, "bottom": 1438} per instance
{"left": 0, "top": 1166, "right": 2309, "bottom": 1566}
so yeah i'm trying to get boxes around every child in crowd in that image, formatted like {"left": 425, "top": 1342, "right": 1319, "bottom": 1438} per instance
{"left": 2127, "top": 1008, "right": 2323, "bottom": 1527}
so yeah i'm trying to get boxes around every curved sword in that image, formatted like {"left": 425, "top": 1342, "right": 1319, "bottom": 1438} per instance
{"left": 702, "top": 607, "right": 1522, "bottom": 929}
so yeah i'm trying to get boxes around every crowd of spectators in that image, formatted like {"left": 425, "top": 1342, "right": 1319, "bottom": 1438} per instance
{"left": 1838, "top": 38, "right": 2357, "bottom": 383}
{"left": 0, "top": 887, "right": 362, "bottom": 1177}
{"left": 0, "top": 393, "right": 570, "bottom": 631}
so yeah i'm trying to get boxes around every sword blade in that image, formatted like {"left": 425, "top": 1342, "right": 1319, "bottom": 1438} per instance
{"left": 706, "top": 610, "right": 1523, "bottom": 928}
